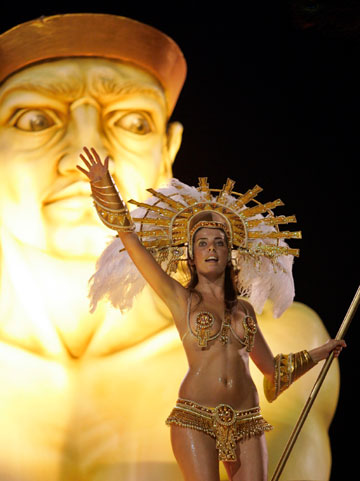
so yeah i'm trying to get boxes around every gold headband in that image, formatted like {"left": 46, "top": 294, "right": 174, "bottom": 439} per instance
{"left": 0, "top": 14, "right": 187, "bottom": 117}
{"left": 189, "top": 221, "right": 230, "bottom": 239}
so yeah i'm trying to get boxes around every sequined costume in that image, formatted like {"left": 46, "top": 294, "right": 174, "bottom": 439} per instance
{"left": 166, "top": 398, "right": 273, "bottom": 462}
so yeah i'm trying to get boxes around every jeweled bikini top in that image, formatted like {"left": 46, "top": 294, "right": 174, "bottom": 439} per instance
{"left": 182, "top": 293, "right": 257, "bottom": 351}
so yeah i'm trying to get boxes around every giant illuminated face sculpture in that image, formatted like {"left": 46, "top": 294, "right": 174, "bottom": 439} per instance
{"left": 0, "top": 14, "right": 339, "bottom": 481}
{"left": 0, "top": 14, "right": 185, "bottom": 259}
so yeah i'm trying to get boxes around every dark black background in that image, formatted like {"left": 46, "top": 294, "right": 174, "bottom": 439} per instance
{"left": 2, "top": 2, "right": 358, "bottom": 479}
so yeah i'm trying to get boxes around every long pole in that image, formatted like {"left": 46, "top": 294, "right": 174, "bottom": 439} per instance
{"left": 271, "top": 285, "right": 360, "bottom": 481}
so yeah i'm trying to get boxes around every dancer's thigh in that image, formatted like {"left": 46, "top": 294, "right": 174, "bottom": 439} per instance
{"left": 170, "top": 425, "right": 220, "bottom": 481}
{"left": 223, "top": 434, "right": 268, "bottom": 481}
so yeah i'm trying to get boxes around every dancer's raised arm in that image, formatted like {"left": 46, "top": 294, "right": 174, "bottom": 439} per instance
{"left": 77, "top": 147, "right": 187, "bottom": 317}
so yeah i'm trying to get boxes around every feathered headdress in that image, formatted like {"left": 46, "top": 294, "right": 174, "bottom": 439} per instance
{"left": 89, "top": 177, "right": 301, "bottom": 318}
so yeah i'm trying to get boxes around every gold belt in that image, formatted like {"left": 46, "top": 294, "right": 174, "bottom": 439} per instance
{"left": 175, "top": 398, "right": 263, "bottom": 426}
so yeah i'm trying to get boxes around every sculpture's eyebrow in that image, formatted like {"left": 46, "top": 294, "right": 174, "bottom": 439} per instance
{"left": 88, "top": 76, "right": 166, "bottom": 107}
{"left": 0, "top": 75, "right": 85, "bottom": 102}
{"left": 0, "top": 76, "right": 167, "bottom": 109}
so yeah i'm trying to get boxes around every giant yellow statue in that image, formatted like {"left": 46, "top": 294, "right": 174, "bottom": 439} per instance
{"left": 0, "top": 13, "right": 339, "bottom": 480}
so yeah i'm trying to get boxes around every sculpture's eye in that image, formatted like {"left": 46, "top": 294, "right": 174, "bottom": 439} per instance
{"left": 114, "top": 112, "right": 152, "bottom": 135}
{"left": 14, "top": 109, "right": 56, "bottom": 131}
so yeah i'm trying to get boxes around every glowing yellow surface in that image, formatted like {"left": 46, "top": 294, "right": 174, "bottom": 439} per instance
{"left": 0, "top": 56, "right": 339, "bottom": 481}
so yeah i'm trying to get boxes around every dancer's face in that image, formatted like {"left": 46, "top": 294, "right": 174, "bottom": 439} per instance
{"left": 192, "top": 228, "right": 229, "bottom": 277}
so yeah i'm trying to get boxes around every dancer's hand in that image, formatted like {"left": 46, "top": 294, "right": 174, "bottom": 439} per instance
{"left": 77, "top": 147, "right": 110, "bottom": 183}
{"left": 309, "top": 339, "right": 346, "bottom": 363}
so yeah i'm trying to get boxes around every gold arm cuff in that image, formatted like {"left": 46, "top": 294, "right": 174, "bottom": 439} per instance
{"left": 90, "top": 182, "right": 115, "bottom": 189}
{"left": 263, "top": 350, "right": 317, "bottom": 403}
{"left": 93, "top": 200, "right": 135, "bottom": 232}
{"left": 90, "top": 173, "right": 135, "bottom": 232}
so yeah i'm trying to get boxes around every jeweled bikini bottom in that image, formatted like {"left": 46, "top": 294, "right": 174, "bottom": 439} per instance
{"left": 166, "top": 397, "right": 273, "bottom": 462}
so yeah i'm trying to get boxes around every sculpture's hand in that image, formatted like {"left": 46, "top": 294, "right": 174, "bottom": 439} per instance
{"left": 77, "top": 147, "right": 110, "bottom": 183}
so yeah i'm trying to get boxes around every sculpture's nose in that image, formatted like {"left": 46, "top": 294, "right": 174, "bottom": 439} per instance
{"left": 57, "top": 98, "right": 114, "bottom": 176}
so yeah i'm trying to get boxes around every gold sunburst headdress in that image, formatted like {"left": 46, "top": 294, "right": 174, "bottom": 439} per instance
{"left": 89, "top": 177, "right": 301, "bottom": 318}
{"left": 127, "top": 177, "right": 301, "bottom": 272}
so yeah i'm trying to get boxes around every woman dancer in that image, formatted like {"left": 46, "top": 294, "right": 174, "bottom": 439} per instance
{"left": 77, "top": 147, "right": 345, "bottom": 481}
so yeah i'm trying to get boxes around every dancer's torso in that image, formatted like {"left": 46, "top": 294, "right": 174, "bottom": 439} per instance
{"left": 179, "top": 292, "right": 259, "bottom": 410}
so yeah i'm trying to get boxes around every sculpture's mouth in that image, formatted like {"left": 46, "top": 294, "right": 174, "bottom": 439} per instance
{"left": 44, "top": 181, "right": 91, "bottom": 204}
